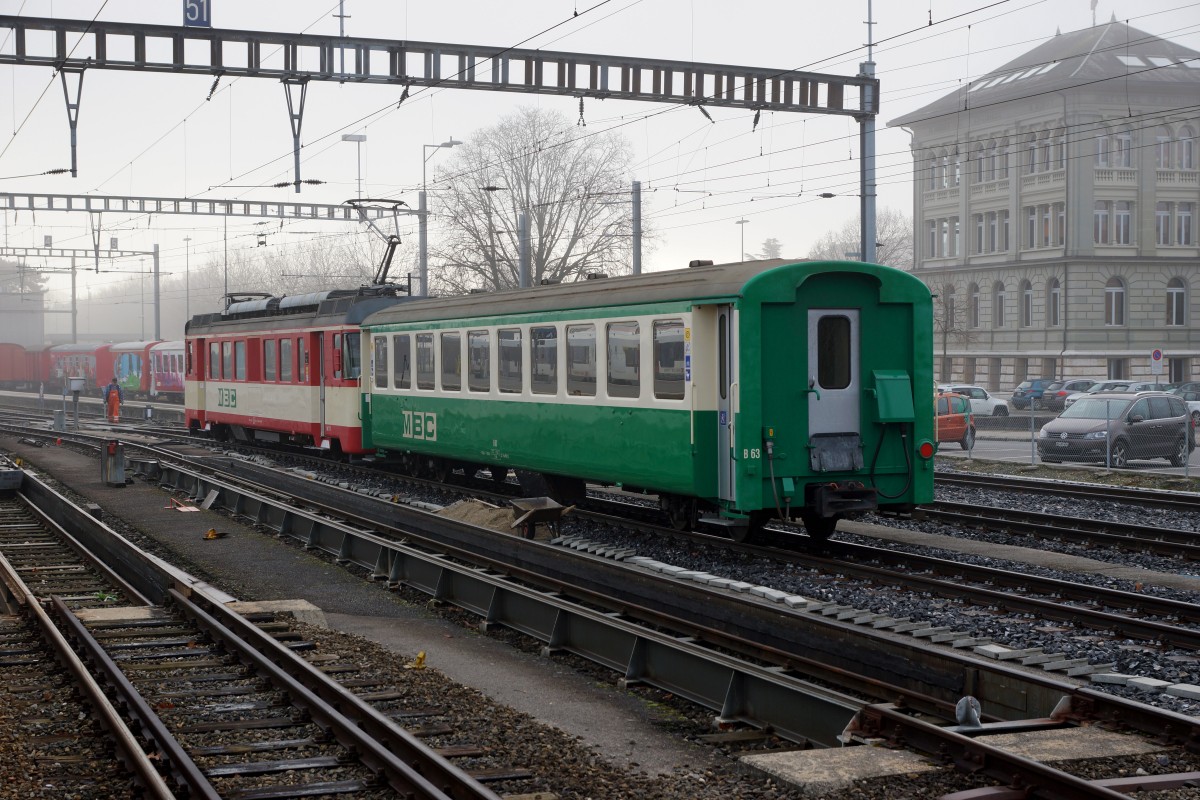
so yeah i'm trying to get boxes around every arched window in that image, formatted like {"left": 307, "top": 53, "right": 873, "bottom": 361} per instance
{"left": 1095, "top": 126, "right": 1111, "bottom": 167}
{"left": 1055, "top": 128, "right": 1067, "bottom": 170}
{"left": 1179, "top": 126, "right": 1196, "bottom": 171}
{"left": 969, "top": 283, "right": 980, "bottom": 328}
{"left": 1113, "top": 126, "right": 1133, "bottom": 168}
{"left": 1167, "top": 277, "right": 1187, "bottom": 326}
{"left": 1105, "top": 277, "right": 1125, "bottom": 326}
{"left": 973, "top": 143, "right": 985, "bottom": 182}
{"left": 1047, "top": 278, "right": 1061, "bottom": 327}
{"left": 1040, "top": 130, "right": 1054, "bottom": 173}
{"left": 1025, "top": 134, "right": 1039, "bottom": 174}
{"left": 928, "top": 153, "right": 939, "bottom": 190}
{"left": 1020, "top": 280, "right": 1033, "bottom": 327}
{"left": 993, "top": 281, "right": 1007, "bottom": 328}
{"left": 1156, "top": 125, "right": 1173, "bottom": 168}
{"left": 986, "top": 139, "right": 998, "bottom": 181}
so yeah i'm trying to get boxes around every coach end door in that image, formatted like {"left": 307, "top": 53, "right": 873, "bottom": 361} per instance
{"left": 806, "top": 309, "right": 862, "bottom": 471}
{"left": 716, "top": 306, "right": 737, "bottom": 505}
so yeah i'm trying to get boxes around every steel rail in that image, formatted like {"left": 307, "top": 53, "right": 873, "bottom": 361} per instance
{"left": 937, "top": 472, "right": 1200, "bottom": 512}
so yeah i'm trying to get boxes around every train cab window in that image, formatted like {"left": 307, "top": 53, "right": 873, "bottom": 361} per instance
{"left": 394, "top": 335, "right": 411, "bottom": 389}
{"left": 280, "top": 339, "right": 293, "bottom": 382}
{"left": 497, "top": 328, "right": 522, "bottom": 393}
{"left": 344, "top": 333, "right": 362, "bottom": 380}
{"left": 235, "top": 341, "right": 247, "bottom": 381}
{"left": 440, "top": 332, "right": 461, "bottom": 391}
{"left": 264, "top": 340, "right": 278, "bottom": 381}
{"left": 467, "top": 331, "right": 490, "bottom": 392}
{"left": 373, "top": 336, "right": 388, "bottom": 389}
{"left": 530, "top": 326, "right": 558, "bottom": 395}
{"left": 606, "top": 322, "right": 640, "bottom": 398}
{"left": 222, "top": 342, "right": 233, "bottom": 380}
{"left": 332, "top": 333, "right": 343, "bottom": 379}
{"left": 187, "top": 342, "right": 195, "bottom": 376}
{"left": 297, "top": 338, "right": 308, "bottom": 382}
{"left": 653, "top": 319, "right": 686, "bottom": 400}
{"left": 209, "top": 342, "right": 220, "bottom": 379}
{"left": 816, "top": 315, "right": 851, "bottom": 390}
{"left": 566, "top": 325, "right": 596, "bottom": 396}
{"left": 416, "top": 334, "right": 435, "bottom": 390}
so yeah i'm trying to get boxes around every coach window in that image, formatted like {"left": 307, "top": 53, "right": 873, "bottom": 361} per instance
{"left": 530, "top": 326, "right": 558, "bottom": 395}
{"left": 566, "top": 324, "right": 596, "bottom": 396}
{"left": 394, "top": 334, "right": 411, "bottom": 389}
{"left": 222, "top": 341, "right": 233, "bottom": 380}
{"left": 607, "top": 322, "right": 640, "bottom": 398}
{"left": 468, "top": 330, "right": 490, "bottom": 392}
{"left": 297, "top": 338, "right": 308, "bottom": 382}
{"left": 653, "top": 319, "right": 685, "bottom": 400}
{"left": 373, "top": 336, "right": 388, "bottom": 389}
{"left": 264, "top": 339, "right": 278, "bottom": 381}
{"left": 498, "top": 328, "right": 522, "bottom": 393}
{"left": 332, "top": 333, "right": 343, "bottom": 379}
{"left": 235, "top": 341, "right": 247, "bottom": 381}
{"left": 280, "top": 339, "right": 293, "bottom": 382}
{"left": 441, "top": 332, "right": 462, "bottom": 391}
{"left": 209, "top": 342, "right": 220, "bottom": 378}
{"left": 416, "top": 333, "right": 435, "bottom": 390}
{"left": 816, "top": 315, "right": 851, "bottom": 390}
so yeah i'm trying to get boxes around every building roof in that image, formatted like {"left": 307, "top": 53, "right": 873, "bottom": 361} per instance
{"left": 888, "top": 18, "right": 1200, "bottom": 129}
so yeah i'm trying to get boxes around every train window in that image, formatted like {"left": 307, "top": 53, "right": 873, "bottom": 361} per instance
{"left": 816, "top": 315, "right": 851, "bottom": 390}
{"left": 332, "top": 333, "right": 343, "bottom": 379}
{"left": 566, "top": 325, "right": 596, "bottom": 397}
{"left": 606, "top": 322, "right": 640, "bottom": 398}
{"left": 297, "top": 338, "right": 307, "bottom": 382}
{"left": 394, "top": 335, "right": 411, "bottom": 389}
{"left": 416, "top": 334, "right": 435, "bottom": 390}
{"left": 653, "top": 319, "right": 685, "bottom": 400}
{"left": 467, "top": 330, "right": 490, "bottom": 392}
{"left": 497, "top": 328, "right": 522, "bottom": 393}
{"left": 373, "top": 336, "right": 388, "bottom": 389}
{"left": 344, "top": 333, "right": 363, "bottom": 380}
{"left": 222, "top": 341, "right": 233, "bottom": 380}
{"left": 280, "top": 339, "right": 293, "bottom": 382}
{"left": 209, "top": 342, "right": 220, "bottom": 379}
{"left": 718, "top": 314, "right": 728, "bottom": 401}
{"left": 530, "top": 326, "right": 557, "bottom": 395}
{"left": 235, "top": 341, "right": 247, "bottom": 381}
{"left": 186, "top": 343, "right": 194, "bottom": 376}
{"left": 440, "top": 332, "right": 461, "bottom": 391}
{"left": 264, "top": 340, "right": 278, "bottom": 382}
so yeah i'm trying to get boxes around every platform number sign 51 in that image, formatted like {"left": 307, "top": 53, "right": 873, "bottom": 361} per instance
{"left": 184, "top": 0, "right": 211, "bottom": 28}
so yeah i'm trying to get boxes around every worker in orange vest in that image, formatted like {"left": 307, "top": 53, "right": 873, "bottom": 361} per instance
{"left": 104, "top": 377, "right": 123, "bottom": 423}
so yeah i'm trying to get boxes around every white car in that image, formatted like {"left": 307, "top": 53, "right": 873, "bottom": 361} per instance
{"left": 936, "top": 384, "right": 1009, "bottom": 416}
{"left": 1062, "top": 380, "right": 1161, "bottom": 409}
{"left": 1176, "top": 388, "right": 1200, "bottom": 429}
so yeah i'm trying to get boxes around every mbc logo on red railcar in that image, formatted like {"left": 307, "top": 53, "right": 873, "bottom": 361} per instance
{"left": 402, "top": 410, "right": 438, "bottom": 441}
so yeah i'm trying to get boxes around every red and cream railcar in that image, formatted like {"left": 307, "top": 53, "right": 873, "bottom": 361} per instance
{"left": 185, "top": 289, "right": 411, "bottom": 454}
{"left": 110, "top": 340, "right": 161, "bottom": 398}
{"left": 149, "top": 340, "right": 185, "bottom": 401}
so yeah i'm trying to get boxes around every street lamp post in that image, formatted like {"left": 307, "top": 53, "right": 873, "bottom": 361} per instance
{"left": 735, "top": 218, "right": 749, "bottom": 262}
{"left": 341, "top": 133, "right": 366, "bottom": 199}
{"left": 418, "top": 137, "right": 463, "bottom": 297}
{"left": 183, "top": 235, "right": 191, "bottom": 324}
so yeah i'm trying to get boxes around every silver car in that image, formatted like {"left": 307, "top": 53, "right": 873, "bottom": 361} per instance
{"left": 1038, "top": 391, "right": 1193, "bottom": 467}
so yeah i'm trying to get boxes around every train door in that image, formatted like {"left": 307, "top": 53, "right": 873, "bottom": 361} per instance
{"left": 317, "top": 332, "right": 327, "bottom": 438}
{"left": 716, "top": 306, "right": 737, "bottom": 505}
{"left": 806, "top": 309, "right": 862, "bottom": 467}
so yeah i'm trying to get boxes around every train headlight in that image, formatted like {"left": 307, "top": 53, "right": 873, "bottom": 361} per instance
{"left": 917, "top": 440, "right": 935, "bottom": 459}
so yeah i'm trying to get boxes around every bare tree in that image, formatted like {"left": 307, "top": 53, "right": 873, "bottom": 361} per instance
{"left": 430, "top": 107, "right": 642, "bottom": 293}
{"left": 0, "top": 259, "right": 50, "bottom": 293}
{"left": 932, "top": 284, "right": 981, "bottom": 383}
{"left": 806, "top": 207, "right": 913, "bottom": 270}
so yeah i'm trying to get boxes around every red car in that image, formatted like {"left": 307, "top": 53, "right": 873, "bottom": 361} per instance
{"left": 935, "top": 391, "right": 975, "bottom": 450}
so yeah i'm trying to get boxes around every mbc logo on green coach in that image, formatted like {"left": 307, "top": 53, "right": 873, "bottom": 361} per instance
{"left": 401, "top": 410, "right": 438, "bottom": 441}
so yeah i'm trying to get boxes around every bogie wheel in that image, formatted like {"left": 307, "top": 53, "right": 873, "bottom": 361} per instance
{"left": 799, "top": 512, "right": 838, "bottom": 542}
{"left": 730, "top": 511, "right": 774, "bottom": 545}
{"left": 1169, "top": 437, "right": 1189, "bottom": 468}
{"left": 662, "top": 496, "right": 699, "bottom": 531}
{"left": 1108, "top": 440, "right": 1129, "bottom": 469}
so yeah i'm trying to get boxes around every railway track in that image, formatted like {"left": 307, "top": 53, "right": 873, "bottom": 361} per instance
{"left": 937, "top": 470, "right": 1200, "bottom": 512}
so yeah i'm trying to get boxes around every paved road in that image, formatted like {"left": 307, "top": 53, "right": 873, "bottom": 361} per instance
{"left": 942, "top": 432, "right": 1199, "bottom": 478}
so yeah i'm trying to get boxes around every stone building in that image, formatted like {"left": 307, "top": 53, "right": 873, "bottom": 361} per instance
{"left": 888, "top": 18, "right": 1199, "bottom": 391}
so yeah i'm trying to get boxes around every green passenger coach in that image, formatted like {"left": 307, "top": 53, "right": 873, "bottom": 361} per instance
{"left": 360, "top": 259, "right": 934, "bottom": 541}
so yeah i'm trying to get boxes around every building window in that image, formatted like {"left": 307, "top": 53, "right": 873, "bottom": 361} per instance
{"left": 1054, "top": 203, "right": 1065, "bottom": 246}
{"left": 969, "top": 284, "right": 980, "bottom": 328}
{"left": 1026, "top": 206, "right": 1037, "bottom": 248}
{"left": 944, "top": 286, "right": 956, "bottom": 329}
{"left": 1107, "top": 358, "right": 1127, "bottom": 380}
{"left": 927, "top": 154, "right": 938, "bottom": 190}
{"left": 1179, "top": 126, "right": 1195, "bottom": 170}
{"left": 940, "top": 219, "right": 949, "bottom": 257}
{"left": 987, "top": 139, "right": 998, "bottom": 180}
{"left": 987, "top": 212, "right": 997, "bottom": 252}
{"left": 1041, "top": 134, "right": 1053, "bottom": 174}
{"left": 1156, "top": 126, "right": 1173, "bottom": 168}
{"left": 927, "top": 221, "right": 937, "bottom": 258}
{"left": 998, "top": 139, "right": 1010, "bottom": 178}
{"left": 1047, "top": 278, "right": 1061, "bottom": 327}
{"left": 1167, "top": 278, "right": 1186, "bottom": 326}
{"left": 1177, "top": 202, "right": 1193, "bottom": 246}
{"left": 1055, "top": 129, "right": 1067, "bottom": 169}
{"left": 949, "top": 217, "right": 959, "bottom": 257}
{"left": 1156, "top": 202, "right": 1171, "bottom": 245}
{"left": 975, "top": 214, "right": 984, "bottom": 254}
{"left": 993, "top": 282, "right": 1007, "bottom": 328}
{"left": 1093, "top": 201, "right": 1110, "bottom": 244}
{"left": 1001, "top": 210, "right": 1010, "bottom": 251}
{"left": 952, "top": 151, "right": 962, "bottom": 186}
{"left": 1113, "top": 127, "right": 1132, "bottom": 168}
{"left": 1114, "top": 201, "right": 1132, "bottom": 245}
{"left": 1020, "top": 280, "right": 1033, "bottom": 327}
{"left": 1095, "top": 130, "right": 1110, "bottom": 166}
{"left": 1169, "top": 358, "right": 1188, "bottom": 384}
{"left": 1025, "top": 135, "right": 1038, "bottom": 174}
{"left": 1040, "top": 204, "right": 1052, "bottom": 247}
{"left": 1105, "top": 277, "right": 1125, "bottom": 326}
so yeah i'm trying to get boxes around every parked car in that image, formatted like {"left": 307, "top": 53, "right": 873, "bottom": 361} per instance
{"left": 1041, "top": 378, "right": 1100, "bottom": 411}
{"left": 1178, "top": 389, "right": 1200, "bottom": 432}
{"left": 1038, "top": 391, "right": 1194, "bottom": 467}
{"left": 1170, "top": 382, "right": 1200, "bottom": 396}
{"left": 937, "top": 384, "right": 1008, "bottom": 416}
{"left": 1062, "top": 380, "right": 1160, "bottom": 409}
{"left": 1010, "top": 378, "right": 1055, "bottom": 410}
{"left": 935, "top": 391, "right": 976, "bottom": 450}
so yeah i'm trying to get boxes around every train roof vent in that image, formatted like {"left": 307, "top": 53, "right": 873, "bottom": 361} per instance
{"left": 225, "top": 296, "right": 280, "bottom": 315}
{"left": 539, "top": 278, "right": 561, "bottom": 285}
{"left": 688, "top": 259, "right": 714, "bottom": 268}
{"left": 468, "top": 288, "right": 490, "bottom": 294}
{"left": 279, "top": 291, "right": 333, "bottom": 312}
{"left": 584, "top": 272, "right": 608, "bottom": 280}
